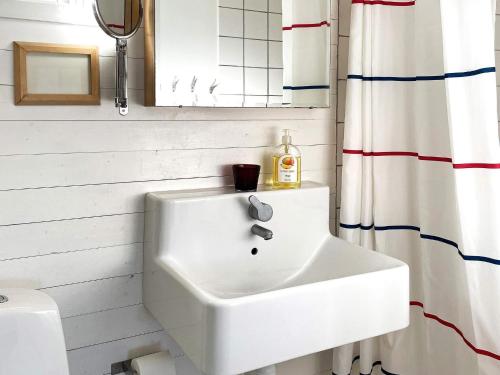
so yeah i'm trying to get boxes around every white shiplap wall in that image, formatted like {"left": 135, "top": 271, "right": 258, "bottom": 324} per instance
{"left": 0, "top": 2, "right": 338, "bottom": 375}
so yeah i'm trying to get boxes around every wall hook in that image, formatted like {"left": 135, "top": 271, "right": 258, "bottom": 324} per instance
{"left": 172, "top": 76, "right": 179, "bottom": 92}
{"left": 209, "top": 79, "right": 219, "bottom": 94}
{"left": 191, "top": 76, "right": 198, "bottom": 92}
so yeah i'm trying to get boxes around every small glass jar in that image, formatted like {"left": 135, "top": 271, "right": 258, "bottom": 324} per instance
{"left": 232, "top": 164, "right": 261, "bottom": 191}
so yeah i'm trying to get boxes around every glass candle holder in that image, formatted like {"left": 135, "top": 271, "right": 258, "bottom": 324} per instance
{"left": 232, "top": 164, "right": 261, "bottom": 191}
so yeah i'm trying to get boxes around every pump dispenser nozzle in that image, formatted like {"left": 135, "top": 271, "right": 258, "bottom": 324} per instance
{"left": 282, "top": 129, "right": 292, "bottom": 145}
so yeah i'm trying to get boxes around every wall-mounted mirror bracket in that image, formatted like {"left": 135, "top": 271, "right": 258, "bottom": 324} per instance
{"left": 115, "top": 38, "right": 129, "bottom": 115}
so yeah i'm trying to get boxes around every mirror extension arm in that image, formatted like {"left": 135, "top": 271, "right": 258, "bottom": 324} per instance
{"left": 115, "top": 39, "right": 128, "bottom": 115}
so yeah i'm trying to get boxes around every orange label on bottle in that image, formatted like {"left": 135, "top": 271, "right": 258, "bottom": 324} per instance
{"left": 278, "top": 154, "right": 297, "bottom": 182}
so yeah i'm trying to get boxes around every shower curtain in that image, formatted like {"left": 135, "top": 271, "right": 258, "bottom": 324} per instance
{"left": 333, "top": 0, "right": 500, "bottom": 374}
{"left": 282, "top": 0, "right": 330, "bottom": 107}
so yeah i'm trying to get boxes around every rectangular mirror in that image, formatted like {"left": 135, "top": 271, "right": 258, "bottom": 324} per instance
{"left": 145, "top": 0, "right": 331, "bottom": 108}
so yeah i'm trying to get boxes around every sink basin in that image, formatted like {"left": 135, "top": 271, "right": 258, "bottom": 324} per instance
{"left": 143, "top": 182, "right": 409, "bottom": 375}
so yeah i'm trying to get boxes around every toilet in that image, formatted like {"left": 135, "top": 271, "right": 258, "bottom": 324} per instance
{"left": 0, "top": 288, "right": 70, "bottom": 375}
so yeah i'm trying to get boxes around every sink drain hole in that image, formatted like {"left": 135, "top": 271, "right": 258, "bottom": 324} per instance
{"left": 251, "top": 248, "right": 258, "bottom": 255}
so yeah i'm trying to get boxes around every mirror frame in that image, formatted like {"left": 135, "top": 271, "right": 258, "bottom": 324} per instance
{"left": 144, "top": 0, "right": 155, "bottom": 107}
{"left": 92, "top": 0, "right": 143, "bottom": 40}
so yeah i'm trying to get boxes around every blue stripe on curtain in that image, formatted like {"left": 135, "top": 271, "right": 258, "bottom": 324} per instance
{"left": 332, "top": 355, "right": 399, "bottom": 375}
{"left": 339, "top": 223, "right": 500, "bottom": 265}
{"left": 347, "top": 66, "right": 496, "bottom": 81}
{"left": 283, "top": 85, "right": 330, "bottom": 90}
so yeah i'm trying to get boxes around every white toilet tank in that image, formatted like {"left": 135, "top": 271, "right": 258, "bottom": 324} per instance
{"left": 0, "top": 288, "right": 70, "bottom": 375}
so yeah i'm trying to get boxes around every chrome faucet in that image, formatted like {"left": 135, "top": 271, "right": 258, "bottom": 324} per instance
{"left": 248, "top": 195, "right": 273, "bottom": 240}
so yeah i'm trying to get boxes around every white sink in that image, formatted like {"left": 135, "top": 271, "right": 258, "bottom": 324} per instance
{"left": 144, "top": 182, "right": 409, "bottom": 375}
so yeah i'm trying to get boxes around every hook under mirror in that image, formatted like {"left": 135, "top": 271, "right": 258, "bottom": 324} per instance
{"left": 92, "top": 0, "right": 143, "bottom": 115}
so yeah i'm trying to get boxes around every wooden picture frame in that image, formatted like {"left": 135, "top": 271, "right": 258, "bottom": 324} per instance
{"left": 14, "top": 42, "right": 100, "bottom": 105}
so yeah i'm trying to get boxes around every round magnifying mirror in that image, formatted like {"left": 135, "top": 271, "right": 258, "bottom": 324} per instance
{"left": 93, "top": 0, "right": 143, "bottom": 116}
{"left": 93, "top": 0, "right": 143, "bottom": 39}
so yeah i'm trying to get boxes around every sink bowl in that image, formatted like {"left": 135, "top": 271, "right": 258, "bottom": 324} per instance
{"left": 144, "top": 182, "right": 409, "bottom": 375}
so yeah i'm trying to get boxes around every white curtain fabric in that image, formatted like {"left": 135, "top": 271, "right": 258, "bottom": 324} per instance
{"left": 282, "top": 0, "right": 330, "bottom": 107}
{"left": 334, "top": 0, "right": 500, "bottom": 374}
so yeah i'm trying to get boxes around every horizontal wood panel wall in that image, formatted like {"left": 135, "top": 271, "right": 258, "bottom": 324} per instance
{"left": 0, "top": 2, "right": 338, "bottom": 375}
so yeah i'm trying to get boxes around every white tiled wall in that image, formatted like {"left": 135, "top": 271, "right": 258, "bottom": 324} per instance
{"left": 219, "top": 0, "right": 284, "bottom": 105}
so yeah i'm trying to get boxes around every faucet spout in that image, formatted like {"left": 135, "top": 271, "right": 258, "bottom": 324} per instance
{"left": 251, "top": 224, "right": 273, "bottom": 240}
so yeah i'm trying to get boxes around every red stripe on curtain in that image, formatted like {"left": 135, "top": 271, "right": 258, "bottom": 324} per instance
{"left": 410, "top": 301, "right": 500, "bottom": 361}
{"left": 344, "top": 150, "right": 420, "bottom": 157}
{"left": 418, "top": 155, "right": 453, "bottom": 163}
{"left": 106, "top": 23, "right": 125, "bottom": 29}
{"left": 343, "top": 149, "right": 500, "bottom": 169}
{"left": 352, "top": 0, "right": 416, "bottom": 6}
{"left": 282, "top": 21, "right": 331, "bottom": 31}
{"left": 453, "top": 163, "right": 500, "bottom": 169}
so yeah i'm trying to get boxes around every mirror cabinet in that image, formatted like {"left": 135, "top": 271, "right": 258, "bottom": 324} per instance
{"left": 144, "top": 0, "right": 331, "bottom": 108}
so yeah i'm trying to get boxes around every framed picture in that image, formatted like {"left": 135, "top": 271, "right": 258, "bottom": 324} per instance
{"left": 14, "top": 42, "right": 100, "bottom": 105}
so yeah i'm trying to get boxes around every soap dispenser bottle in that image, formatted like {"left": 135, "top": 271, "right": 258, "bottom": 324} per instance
{"left": 272, "top": 129, "right": 302, "bottom": 189}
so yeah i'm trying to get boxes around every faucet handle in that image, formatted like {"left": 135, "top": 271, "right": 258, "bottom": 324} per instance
{"left": 248, "top": 195, "right": 273, "bottom": 222}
